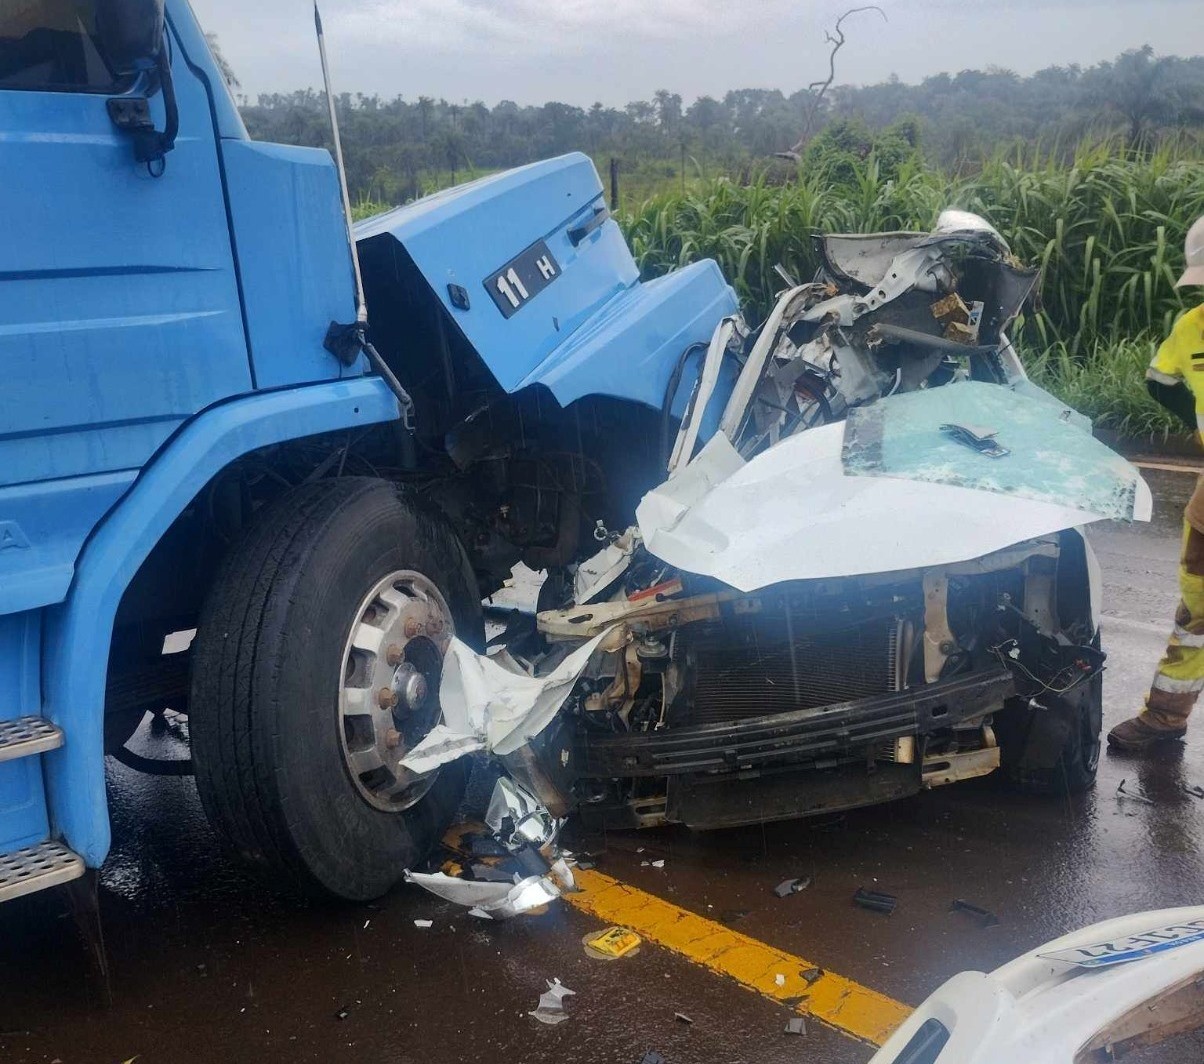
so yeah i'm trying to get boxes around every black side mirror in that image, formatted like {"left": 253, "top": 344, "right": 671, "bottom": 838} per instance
{"left": 94, "top": 0, "right": 166, "bottom": 75}
{"left": 97, "top": 0, "right": 176, "bottom": 174}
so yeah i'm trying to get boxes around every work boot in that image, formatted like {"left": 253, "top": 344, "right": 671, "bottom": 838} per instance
{"left": 1107, "top": 715, "right": 1187, "bottom": 751}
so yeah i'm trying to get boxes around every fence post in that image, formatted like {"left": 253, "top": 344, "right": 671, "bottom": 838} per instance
{"left": 609, "top": 157, "right": 620, "bottom": 211}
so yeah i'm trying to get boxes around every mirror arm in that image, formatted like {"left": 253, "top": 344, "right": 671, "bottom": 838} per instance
{"left": 106, "top": 45, "right": 178, "bottom": 176}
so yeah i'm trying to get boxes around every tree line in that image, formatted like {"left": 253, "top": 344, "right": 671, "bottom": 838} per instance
{"left": 233, "top": 46, "right": 1204, "bottom": 204}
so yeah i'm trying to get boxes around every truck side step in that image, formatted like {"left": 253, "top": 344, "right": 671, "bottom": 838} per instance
{"left": 0, "top": 716, "right": 63, "bottom": 763}
{"left": 0, "top": 840, "right": 85, "bottom": 903}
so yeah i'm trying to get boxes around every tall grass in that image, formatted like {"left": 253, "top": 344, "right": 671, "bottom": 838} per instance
{"left": 621, "top": 144, "right": 1204, "bottom": 437}
{"left": 622, "top": 144, "right": 1204, "bottom": 354}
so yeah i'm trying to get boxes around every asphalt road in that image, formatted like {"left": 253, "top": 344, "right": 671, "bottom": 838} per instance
{"left": 2, "top": 467, "right": 1204, "bottom": 1064}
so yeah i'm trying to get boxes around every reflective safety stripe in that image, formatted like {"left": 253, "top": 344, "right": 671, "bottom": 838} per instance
{"left": 1147, "top": 367, "right": 1183, "bottom": 386}
{"left": 1173, "top": 625, "right": 1204, "bottom": 648}
{"left": 1152, "top": 672, "right": 1204, "bottom": 694}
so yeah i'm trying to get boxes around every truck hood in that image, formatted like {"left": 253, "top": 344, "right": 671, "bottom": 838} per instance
{"left": 637, "top": 380, "right": 1151, "bottom": 591}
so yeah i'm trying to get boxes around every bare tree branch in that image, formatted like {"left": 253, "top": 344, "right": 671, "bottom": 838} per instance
{"left": 778, "top": 6, "right": 887, "bottom": 160}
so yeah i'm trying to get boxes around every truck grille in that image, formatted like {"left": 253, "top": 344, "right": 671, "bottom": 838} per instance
{"left": 681, "top": 616, "right": 906, "bottom": 725}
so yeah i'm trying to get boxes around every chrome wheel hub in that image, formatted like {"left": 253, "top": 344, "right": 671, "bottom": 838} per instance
{"left": 337, "top": 570, "right": 454, "bottom": 812}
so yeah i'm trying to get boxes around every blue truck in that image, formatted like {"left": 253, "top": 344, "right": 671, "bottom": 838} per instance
{"left": 1, "top": 1, "right": 1139, "bottom": 908}
{"left": 0, "top": 0, "right": 736, "bottom": 903}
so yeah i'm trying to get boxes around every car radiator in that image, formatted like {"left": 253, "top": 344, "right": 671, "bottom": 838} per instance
{"left": 680, "top": 615, "right": 908, "bottom": 725}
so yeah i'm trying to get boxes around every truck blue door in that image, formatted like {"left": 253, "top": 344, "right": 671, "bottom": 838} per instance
{"left": 0, "top": 0, "right": 251, "bottom": 615}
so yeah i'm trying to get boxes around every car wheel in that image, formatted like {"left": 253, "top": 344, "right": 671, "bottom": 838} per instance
{"left": 998, "top": 669, "right": 1102, "bottom": 795}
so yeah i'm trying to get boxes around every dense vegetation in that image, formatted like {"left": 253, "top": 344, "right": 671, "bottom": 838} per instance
{"left": 628, "top": 142, "right": 1204, "bottom": 437}
{"left": 240, "top": 47, "right": 1204, "bottom": 206}
{"left": 229, "top": 44, "right": 1204, "bottom": 437}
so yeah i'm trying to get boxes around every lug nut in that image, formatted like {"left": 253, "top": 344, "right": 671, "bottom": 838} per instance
{"left": 403, "top": 617, "right": 422, "bottom": 639}
{"left": 386, "top": 643, "right": 403, "bottom": 666}
{"left": 385, "top": 728, "right": 402, "bottom": 749}
{"left": 377, "top": 687, "right": 398, "bottom": 710}
{"left": 426, "top": 617, "right": 444, "bottom": 635}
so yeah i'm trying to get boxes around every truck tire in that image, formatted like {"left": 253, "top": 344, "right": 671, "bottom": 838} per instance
{"left": 190, "top": 477, "right": 482, "bottom": 901}
{"left": 997, "top": 670, "right": 1103, "bottom": 796}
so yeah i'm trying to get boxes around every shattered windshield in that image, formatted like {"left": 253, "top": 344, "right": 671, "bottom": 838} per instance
{"left": 841, "top": 379, "right": 1142, "bottom": 522}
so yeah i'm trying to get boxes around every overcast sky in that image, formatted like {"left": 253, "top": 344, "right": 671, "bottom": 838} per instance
{"left": 188, "top": 0, "right": 1204, "bottom": 108}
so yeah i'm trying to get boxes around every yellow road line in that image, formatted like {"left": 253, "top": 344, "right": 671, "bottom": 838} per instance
{"left": 568, "top": 868, "right": 911, "bottom": 1047}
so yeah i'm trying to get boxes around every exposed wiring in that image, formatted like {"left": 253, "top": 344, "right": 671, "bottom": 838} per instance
{"left": 989, "top": 639, "right": 1101, "bottom": 697}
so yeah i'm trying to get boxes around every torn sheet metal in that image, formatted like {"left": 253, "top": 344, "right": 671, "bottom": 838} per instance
{"left": 399, "top": 626, "right": 613, "bottom": 773}
{"left": 485, "top": 777, "right": 559, "bottom": 850}
{"left": 573, "top": 529, "right": 637, "bottom": 604}
{"left": 637, "top": 392, "right": 1150, "bottom": 592}
{"left": 404, "top": 870, "right": 561, "bottom": 920}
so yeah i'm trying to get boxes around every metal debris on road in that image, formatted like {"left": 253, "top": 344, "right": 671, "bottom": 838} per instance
{"left": 529, "top": 979, "right": 576, "bottom": 1026}
{"left": 674, "top": 1012, "right": 693, "bottom": 1025}
{"left": 854, "top": 888, "right": 898, "bottom": 914}
{"left": 335, "top": 1007, "right": 350, "bottom": 1021}
{"left": 1116, "top": 778, "right": 1155, "bottom": 805}
{"left": 486, "top": 777, "right": 560, "bottom": 851}
{"left": 784, "top": 1017, "right": 807, "bottom": 1036}
{"left": 773, "top": 876, "right": 812, "bottom": 897}
{"left": 950, "top": 899, "right": 1000, "bottom": 927}
{"left": 583, "top": 925, "right": 642, "bottom": 960}
{"left": 799, "top": 966, "right": 824, "bottom": 986}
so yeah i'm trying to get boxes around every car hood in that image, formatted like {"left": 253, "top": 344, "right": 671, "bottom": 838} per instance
{"left": 637, "top": 380, "right": 1151, "bottom": 592}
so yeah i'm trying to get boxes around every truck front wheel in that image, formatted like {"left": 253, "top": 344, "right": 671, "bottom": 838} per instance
{"left": 190, "top": 477, "right": 481, "bottom": 901}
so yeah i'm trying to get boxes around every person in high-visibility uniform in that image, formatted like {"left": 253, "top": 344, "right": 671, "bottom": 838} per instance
{"left": 1109, "top": 216, "right": 1204, "bottom": 751}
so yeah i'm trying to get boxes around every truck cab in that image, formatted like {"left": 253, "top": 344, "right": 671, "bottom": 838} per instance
{"left": 0, "top": 0, "right": 736, "bottom": 903}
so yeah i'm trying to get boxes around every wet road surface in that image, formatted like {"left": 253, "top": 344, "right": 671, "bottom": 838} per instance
{"left": 3, "top": 467, "right": 1204, "bottom": 1063}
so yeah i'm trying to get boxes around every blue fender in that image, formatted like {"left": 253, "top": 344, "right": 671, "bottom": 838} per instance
{"left": 41, "top": 378, "right": 401, "bottom": 866}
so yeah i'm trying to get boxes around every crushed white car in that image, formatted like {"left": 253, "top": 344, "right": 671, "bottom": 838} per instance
{"left": 408, "top": 210, "right": 1150, "bottom": 834}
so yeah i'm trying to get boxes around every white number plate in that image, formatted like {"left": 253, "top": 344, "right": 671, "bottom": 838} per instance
{"left": 1040, "top": 918, "right": 1204, "bottom": 969}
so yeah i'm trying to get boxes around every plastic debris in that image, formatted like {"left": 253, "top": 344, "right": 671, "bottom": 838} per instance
{"left": 674, "top": 1012, "right": 693, "bottom": 1025}
{"left": 529, "top": 979, "right": 576, "bottom": 1025}
{"left": 1116, "top": 778, "right": 1155, "bottom": 805}
{"left": 854, "top": 887, "right": 898, "bottom": 914}
{"left": 774, "top": 973, "right": 786, "bottom": 987}
{"left": 413, "top": 919, "right": 433, "bottom": 928}
{"left": 651, "top": 859, "right": 665, "bottom": 869}
{"left": 800, "top": 966, "right": 824, "bottom": 986}
{"left": 773, "top": 876, "right": 812, "bottom": 897}
{"left": 584, "top": 926, "right": 642, "bottom": 960}
{"left": 784, "top": 1017, "right": 807, "bottom": 1036}
{"left": 950, "top": 899, "right": 1000, "bottom": 927}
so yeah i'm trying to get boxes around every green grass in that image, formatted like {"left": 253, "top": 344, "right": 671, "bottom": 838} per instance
{"left": 618, "top": 142, "right": 1204, "bottom": 438}
{"left": 1023, "top": 335, "right": 1183, "bottom": 438}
